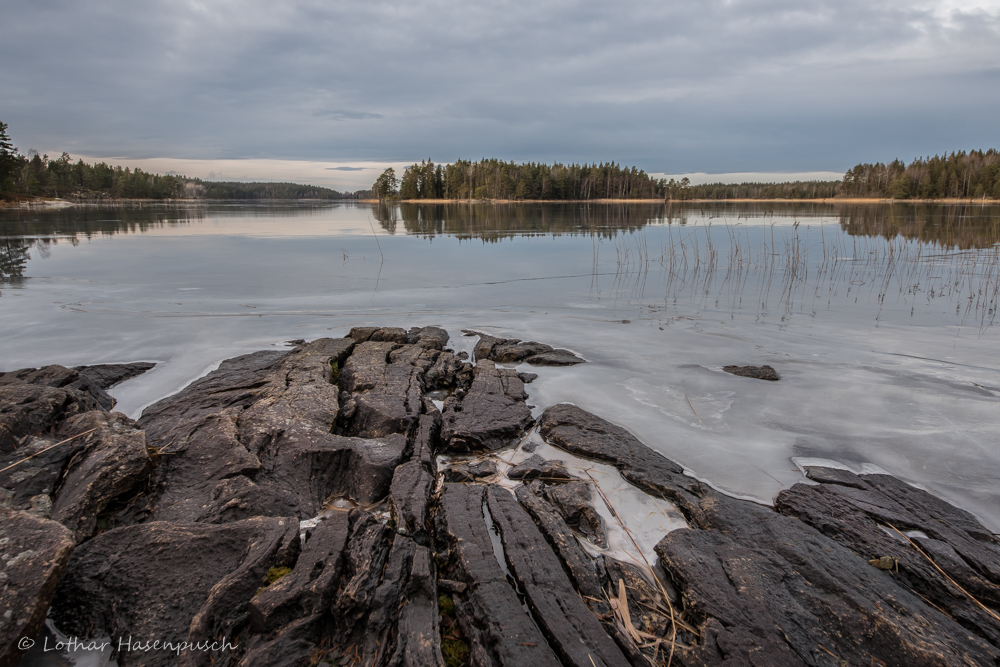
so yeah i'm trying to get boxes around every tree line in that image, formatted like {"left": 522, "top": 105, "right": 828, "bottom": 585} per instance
{"left": 839, "top": 150, "right": 1000, "bottom": 200}
{"left": 372, "top": 159, "right": 673, "bottom": 201}
{"left": 0, "top": 121, "right": 364, "bottom": 201}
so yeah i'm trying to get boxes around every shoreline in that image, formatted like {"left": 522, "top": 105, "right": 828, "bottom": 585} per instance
{"left": 3, "top": 196, "right": 998, "bottom": 209}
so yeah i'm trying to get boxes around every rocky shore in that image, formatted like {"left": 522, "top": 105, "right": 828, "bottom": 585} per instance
{"left": 1, "top": 327, "right": 998, "bottom": 667}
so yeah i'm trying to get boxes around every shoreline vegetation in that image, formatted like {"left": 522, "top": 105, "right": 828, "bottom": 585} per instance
{"left": 2, "top": 121, "right": 998, "bottom": 205}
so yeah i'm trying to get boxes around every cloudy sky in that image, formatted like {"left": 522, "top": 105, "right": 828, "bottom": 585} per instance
{"left": 3, "top": 0, "right": 999, "bottom": 190}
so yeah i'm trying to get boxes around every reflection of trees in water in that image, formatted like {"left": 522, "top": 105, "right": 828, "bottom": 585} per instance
{"left": 375, "top": 201, "right": 1000, "bottom": 250}
{"left": 0, "top": 201, "right": 348, "bottom": 281}
{"left": 373, "top": 202, "right": 685, "bottom": 240}
{"left": 839, "top": 204, "right": 1000, "bottom": 250}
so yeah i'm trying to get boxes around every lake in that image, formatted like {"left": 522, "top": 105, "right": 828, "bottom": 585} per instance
{"left": 2, "top": 200, "right": 998, "bottom": 532}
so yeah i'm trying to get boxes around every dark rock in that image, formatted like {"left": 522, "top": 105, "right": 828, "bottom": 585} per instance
{"left": 0, "top": 509, "right": 75, "bottom": 667}
{"left": 527, "top": 350, "right": 586, "bottom": 366}
{"left": 515, "top": 484, "right": 608, "bottom": 613}
{"left": 1, "top": 434, "right": 88, "bottom": 512}
{"left": 0, "top": 364, "right": 116, "bottom": 411}
{"left": 435, "top": 483, "right": 561, "bottom": 667}
{"left": 468, "top": 331, "right": 585, "bottom": 366}
{"left": 424, "top": 350, "right": 473, "bottom": 392}
{"left": 283, "top": 339, "right": 306, "bottom": 346}
{"left": 388, "top": 543, "right": 446, "bottom": 667}
{"left": 507, "top": 454, "right": 573, "bottom": 482}
{"left": 407, "top": 325, "right": 450, "bottom": 350}
{"left": 72, "top": 362, "right": 156, "bottom": 389}
{"left": 803, "top": 465, "right": 868, "bottom": 489}
{"left": 486, "top": 486, "right": 629, "bottom": 667}
{"left": 722, "top": 364, "right": 780, "bottom": 381}
{"left": 440, "top": 360, "right": 534, "bottom": 451}
{"left": 347, "top": 326, "right": 380, "bottom": 343}
{"left": 442, "top": 460, "right": 497, "bottom": 483}
{"left": 437, "top": 579, "right": 467, "bottom": 594}
{"left": 338, "top": 341, "right": 430, "bottom": 438}
{"left": 369, "top": 326, "right": 409, "bottom": 344}
{"left": 236, "top": 614, "right": 321, "bottom": 667}
{"left": 50, "top": 411, "right": 152, "bottom": 541}
{"left": 249, "top": 513, "right": 350, "bottom": 633}
{"left": 537, "top": 404, "right": 700, "bottom": 508}
{"left": 131, "top": 339, "right": 408, "bottom": 523}
{"left": 517, "top": 372, "right": 538, "bottom": 384}
{"left": 390, "top": 460, "right": 435, "bottom": 544}
{"left": 412, "top": 407, "right": 441, "bottom": 470}
{"left": 776, "top": 470, "right": 1000, "bottom": 647}
{"left": 541, "top": 403, "right": 1000, "bottom": 666}
{"left": 539, "top": 480, "right": 606, "bottom": 548}
{"left": 51, "top": 516, "right": 299, "bottom": 667}
{"left": 0, "top": 381, "right": 93, "bottom": 453}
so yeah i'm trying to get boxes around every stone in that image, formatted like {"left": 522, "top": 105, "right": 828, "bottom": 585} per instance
{"left": 486, "top": 486, "right": 629, "bottom": 667}
{"left": 390, "top": 460, "right": 435, "bottom": 544}
{"left": 440, "top": 360, "right": 534, "bottom": 451}
{"left": 0, "top": 364, "right": 116, "bottom": 411}
{"left": 468, "top": 331, "right": 585, "bottom": 366}
{"left": 338, "top": 341, "right": 429, "bottom": 438}
{"left": 50, "top": 411, "right": 152, "bottom": 541}
{"left": 435, "top": 483, "right": 561, "bottom": 667}
{"left": 0, "top": 382, "right": 92, "bottom": 453}
{"left": 506, "top": 454, "right": 573, "bottom": 481}
{"left": 249, "top": 513, "right": 351, "bottom": 632}
{"left": 0, "top": 509, "right": 75, "bottom": 667}
{"left": 51, "top": 516, "right": 299, "bottom": 667}
{"left": 442, "top": 460, "right": 497, "bottom": 483}
{"left": 72, "top": 362, "right": 156, "bottom": 389}
{"left": 722, "top": 364, "right": 780, "bottom": 381}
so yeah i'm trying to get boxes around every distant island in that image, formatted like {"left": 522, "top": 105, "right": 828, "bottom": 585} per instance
{"left": 2, "top": 121, "right": 997, "bottom": 203}
{"left": 374, "top": 153, "right": 1000, "bottom": 202}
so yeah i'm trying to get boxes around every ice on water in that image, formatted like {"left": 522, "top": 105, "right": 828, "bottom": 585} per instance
{"left": 2, "top": 201, "right": 998, "bottom": 532}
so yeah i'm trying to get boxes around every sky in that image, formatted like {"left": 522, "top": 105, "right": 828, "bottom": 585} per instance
{"left": 3, "top": 0, "right": 999, "bottom": 191}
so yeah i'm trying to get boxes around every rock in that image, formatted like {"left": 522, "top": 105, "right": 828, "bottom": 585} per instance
{"left": 236, "top": 615, "right": 322, "bottom": 667}
{"left": 51, "top": 516, "right": 299, "bottom": 667}
{"left": 338, "top": 341, "right": 430, "bottom": 438}
{"left": 468, "top": 331, "right": 585, "bottom": 366}
{"left": 390, "top": 460, "right": 435, "bottom": 544}
{"left": 435, "top": 483, "right": 561, "bottom": 667}
{"left": 249, "top": 513, "right": 351, "bottom": 633}
{"left": 0, "top": 364, "right": 116, "bottom": 411}
{"left": 0, "top": 509, "right": 75, "bottom": 667}
{"left": 722, "top": 364, "right": 780, "bottom": 381}
{"left": 517, "top": 372, "right": 538, "bottom": 384}
{"left": 802, "top": 465, "right": 868, "bottom": 489}
{"left": 515, "top": 484, "right": 608, "bottom": 613}
{"left": 541, "top": 403, "right": 1000, "bottom": 665}
{"left": 440, "top": 360, "right": 534, "bottom": 451}
{"left": 507, "top": 454, "right": 573, "bottom": 482}
{"left": 49, "top": 411, "right": 152, "bottom": 541}
{"left": 537, "top": 480, "right": 606, "bottom": 547}
{"left": 370, "top": 327, "right": 409, "bottom": 344}
{"left": 442, "top": 460, "right": 497, "bottom": 483}
{"left": 72, "top": 362, "right": 156, "bottom": 389}
{"left": 407, "top": 325, "right": 450, "bottom": 350}
{"left": 0, "top": 381, "right": 93, "bottom": 453}
{"left": 387, "top": 543, "right": 446, "bottom": 667}
{"left": 130, "top": 339, "right": 411, "bottom": 523}
{"left": 424, "top": 350, "right": 473, "bottom": 392}
{"left": 438, "top": 579, "right": 467, "bottom": 594}
{"left": 486, "top": 486, "right": 629, "bottom": 667}
{"left": 347, "top": 326, "right": 380, "bottom": 343}
{"left": 412, "top": 408, "right": 441, "bottom": 470}
{"left": 1, "top": 434, "right": 89, "bottom": 512}
{"left": 776, "top": 470, "right": 1000, "bottom": 647}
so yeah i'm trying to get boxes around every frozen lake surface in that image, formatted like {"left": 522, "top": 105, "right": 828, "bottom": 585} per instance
{"left": 2, "top": 200, "right": 998, "bottom": 532}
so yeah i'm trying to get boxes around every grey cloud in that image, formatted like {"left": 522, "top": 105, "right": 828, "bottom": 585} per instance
{"left": 1, "top": 0, "right": 998, "bottom": 175}
{"left": 326, "top": 166, "right": 367, "bottom": 171}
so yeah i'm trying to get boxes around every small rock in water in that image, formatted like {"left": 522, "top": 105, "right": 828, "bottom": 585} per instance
{"left": 442, "top": 460, "right": 497, "bottom": 483}
{"left": 507, "top": 454, "right": 573, "bottom": 482}
{"left": 723, "top": 364, "right": 780, "bottom": 381}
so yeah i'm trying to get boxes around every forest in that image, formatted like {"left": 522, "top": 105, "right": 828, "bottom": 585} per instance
{"left": 0, "top": 121, "right": 358, "bottom": 201}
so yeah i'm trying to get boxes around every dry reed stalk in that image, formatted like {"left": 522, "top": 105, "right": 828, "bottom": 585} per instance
{"left": 581, "top": 468, "right": 680, "bottom": 667}
{"left": 0, "top": 427, "right": 98, "bottom": 474}
{"left": 888, "top": 523, "right": 1000, "bottom": 624}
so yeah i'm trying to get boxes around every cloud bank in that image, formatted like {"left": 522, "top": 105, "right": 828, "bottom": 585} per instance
{"left": 3, "top": 0, "right": 998, "bottom": 180}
